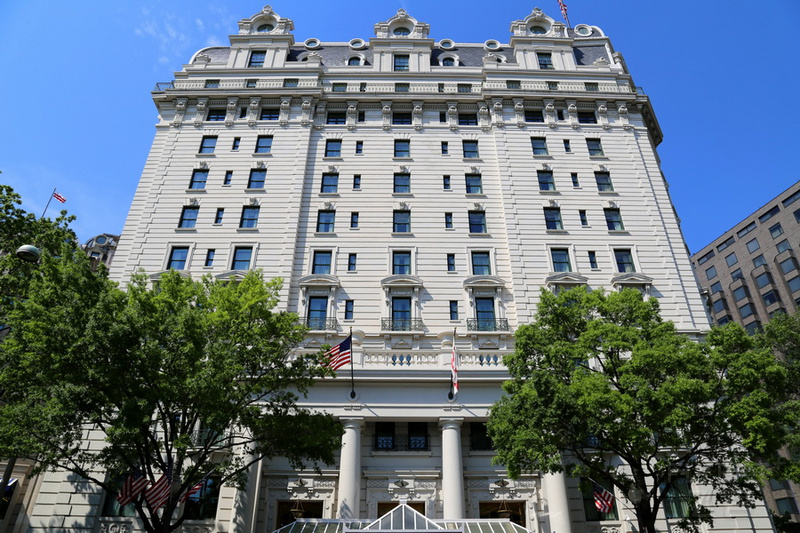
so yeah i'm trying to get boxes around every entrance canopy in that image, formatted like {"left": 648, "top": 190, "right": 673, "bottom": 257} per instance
{"left": 271, "top": 504, "right": 532, "bottom": 533}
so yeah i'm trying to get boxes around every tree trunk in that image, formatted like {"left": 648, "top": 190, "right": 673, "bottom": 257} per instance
{"left": 636, "top": 503, "right": 658, "bottom": 533}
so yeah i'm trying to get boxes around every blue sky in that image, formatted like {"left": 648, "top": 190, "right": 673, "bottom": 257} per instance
{"left": 1, "top": 0, "right": 798, "bottom": 254}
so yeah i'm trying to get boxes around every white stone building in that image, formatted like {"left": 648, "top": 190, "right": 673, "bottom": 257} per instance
{"left": 4, "top": 6, "right": 774, "bottom": 533}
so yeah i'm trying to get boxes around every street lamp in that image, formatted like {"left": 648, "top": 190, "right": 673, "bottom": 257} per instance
{"left": 15, "top": 245, "right": 40, "bottom": 264}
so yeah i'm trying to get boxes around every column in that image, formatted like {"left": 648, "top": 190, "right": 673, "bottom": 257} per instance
{"left": 439, "top": 418, "right": 465, "bottom": 518}
{"left": 230, "top": 452, "right": 259, "bottom": 533}
{"left": 543, "top": 471, "right": 572, "bottom": 533}
{"left": 337, "top": 418, "right": 363, "bottom": 519}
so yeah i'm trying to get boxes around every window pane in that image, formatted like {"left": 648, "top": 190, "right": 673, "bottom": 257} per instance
{"left": 179, "top": 207, "right": 198, "bottom": 228}
{"left": 312, "top": 251, "right": 332, "bottom": 274}
{"left": 471, "top": 252, "right": 491, "bottom": 275}
{"left": 231, "top": 247, "right": 252, "bottom": 270}
{"left": 317, "top": 211, "right": 335, "bottom": 232}
{"left": 248, "top": 170, "right": 266, "bottom": 189}
{"left": 595, "top": 172, "right": 613, "bottom": 191}
{"left": 239, "top": 206, "right": 260, "bottom": 228}
{"left": 468, "top": 211, "right": 486, "bottom": 233}
{"left": 325, "top": 139, "right": 342, "bottom": 156}
{"left": 614, "top": 249, "right": 635, "bottom": 272}
{"left": 168, "top": 247, "right": 189, "bottom": 270}
{"left": 393, "top": 252, "right": 411, "bottom": 274}
{"left": 189, "top": 170, "right": 208, "bottom": 189}
{"left": 255, "top": 135, "right": 272, "bottom": 153}
{"left": 393, "top": 210, "right": 411, "bottom": 232}
{"left": 538, "top": 171, "right": 555, "bottom": 191}
{"left": 544, "top": 208, "right": 563, "bottom": 230}
{"left": 393, "top": 173, "right": 411, "bottom": 193}
{"left": 531, "top": 137, "right": 548, "bottom": 155}
{"left": 551, "top": 249, "right": 571, "bottom": 272}
{"left": 465, "top": 174, "right": 483, "bottom": 194}
{"left": 321, "top": 173, "right": 339, "bottom": 193}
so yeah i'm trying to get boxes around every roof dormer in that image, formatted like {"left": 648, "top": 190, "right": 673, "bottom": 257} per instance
{"left": 374, "top": 9, "right": 430, "bottom": 39}
{"left": 238, "top": 5, "right": 294, "bottom": 35}
{"left": 509, "top": 8, "right": 564, "bottom": 38}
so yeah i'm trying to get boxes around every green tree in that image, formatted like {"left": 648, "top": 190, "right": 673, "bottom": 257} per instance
{"left": 0, "top": 263, "right": 342, "bottom": 533}
{"left": 488, "top": 287, "right": 793, "bottom": 533}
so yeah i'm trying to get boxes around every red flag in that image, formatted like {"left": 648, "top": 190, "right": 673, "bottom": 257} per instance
{"left": 116, "top": 469, "right": 148, "bottom": 506}
{"left": 558, "top": 0, "right": 568, "bottom": 20}
{"left": 450, "top": 343, "right": 459, "bottom": 393}
{"left": 324, "top": 335, "right": 352, "bottom": 371}
{"left": 144, "top": 465, "right": 173, "bottom": 511}
{"left": 53, "top": 191, "right": 66, "bottom": 203}
{"left": 592, "top": 481, "right": 614, "bottom": 513}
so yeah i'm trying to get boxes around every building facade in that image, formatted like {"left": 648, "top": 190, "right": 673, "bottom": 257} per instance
{"left": 691, "top": 180, "right": 800, "bottom": 522}
{"left": 7, "top": 6, "right": 774, "bottom": 533}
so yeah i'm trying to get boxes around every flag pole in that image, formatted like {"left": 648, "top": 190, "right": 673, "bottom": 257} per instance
{"left": 348, "top": 327, "right": 356, "bottom": 399}
{"left": 40, "top": 188, "right": 57, "bottom": 219}
{"left": 558, "top": 0, "right": 571, "bottom": 28}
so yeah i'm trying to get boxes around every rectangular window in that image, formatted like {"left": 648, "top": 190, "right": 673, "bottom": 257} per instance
{"left": 447, "top": 253, "right": 456, "bottom": 272}
{"left": 551, "top": 248, "right": 571, "bottom": 272}
{"left": 770, "top": 223, "right": 784, "bottom": 238}
{"left": 746, "top": 238, "right": 760, "bottom": 253}
{"left": 538, "top": 171, "right": 556, "bottom": 191}
{"left": 321, "top": 173, "right": 339, "bottom": 193}
{"left": 348, "top": 253, "right": 357, "bottom": 272}
{"left": 763, "top": 290, "right": 780, "bottom": 307}
{"left": 327, "top": 112, "right": 346, "bottom": 125}
{"left": 332, "top": 83, "right": 347, "bottom": 92}
{"left": 393, "top": 112, "right": 412, "bottom": 125}
{"left": 585, "top": 82, "right": 599, "bottom": 92}
{"left": 776, "top": 497, "right": 800, "bottom": 516}
{"left": 777, "top": 239, "right": 792, "bottom": 253}
{"left": 223, "top": 171, "right": 233, "bottom": 186}
{"left": 316, "top": 210, "right": 335, "bottom": 233}
{"left": 439, "top": 110, "right": 446, "bottom": 121}
{"left": 353, "top": 175, "right": 362, "bottom": 190}
{"left": 717, "top": 236, "right": 735, "bottom": 251}
{"left": 537, "top": 52, "right": 554, "bottom": 69}
{"left": 468, "top": 211, "right": 487, "bottom": 233}
{"left": 444, "top": 212, "right": 453, "bottom": 229}
{"left": 587, "top": 138, "right": 604, "bottom": 156}
{"left": 232, "top": 137, "right": 241, "bottom": 150}
{"left": 350, "top": 212, "right": 359, "bottom": 229}
{"left": 759, "top": 205, "right": 780, "bottom": 223}
{"left": 571, "top": 173, "right": 580, "bottom": 187}
{"left": 506, "top": 80, "right": 521, "bottom": 89}
{"left": 324, "top": 139, "right": 342, "bottom": 157}
{"left": 199, "top": 136, "right": 217, "bottom": 154}
{"left": 604, "top": 208, "right": 624, "bottom": 230}
{"left": 740, "top": 303, "right": 755, "bottom": 319}
{"left": 781, "top": 257, "right": 798, "bottom": 274}
{"left": 344, "top": 300, "right": 354, "bottom": 320}
{"left": 710, "top": 281, "right": 723, "bottom": 294}
{"left": 544, "top": 207, "right": 563, "bottom": 230}
{"left": 547, "top": 81, "right": 559, "bottom": 90}
{"left": 312, "top": 251, "right": 332, "bottom": 274}
{"left": 706, "top": 265, "right": 717, "bottom": 280}
{"left": 391, "top": 297, "right": 412, "bottom": 328}
{"left": 204, "top": 249, "right": 215, "bottom": 267}
{"left": 231, "top": 247, "right": 253, "bottom": 270}
{"left": 394, "top": 54, "right": 409, "bottom": 71}
{"left": 579, "top": 210, "right": 588, "bottom": 226}
{"left": 239, "top": 106, "right": 248, "bottom": 118}
{"left": 471, "top": 252, "right": 491, "bottom": 275}
{"left": 756, "top": 272, "right": 773, "bottom": 289}
{"left": 457, "top": 83, "right": 472, "bottom": 93}
{"left": 725, "top": 252, "right": 738, "bottom": 267}
{"left": 189, "top": 170, "right": 208, "bottom": 189}
{"left": 474, "top": 297, "right": 496, "bottom": 329}
{"left": 283, "top": 78, "right": 299, "bottom": 88}
{"left": 737, "top": 221, "right": 757, "bottom": 238}
{"left": 255, "top": 135, "right": 273, "bottom": 154}
{"left": 247, "top": 169, "right": 266, "bottom": 189}
{"left": 595, "top": 172, "right": 613, "bottom": 191}
{"left": 443, "top": 175, "right": 451, "bottom": 190}
{"left": 394, "top": 139, "right": 410, "bottom": 158}
{"left": 358, "top": 110, "right": 365, "bottom": 121}
{"left": 588, "top": 250, "right": 598, "bottom": 269}
{"left": 393, "top": 210, "right": 411, "bottom": 233}
{"left": 525, "top": 110, "right": 544, "bottom": 122}
{"left": 582, "top": 479, "right": 618, "bottom": 521}
{"left": 712, "top": 299, "right": 727, "bottom": 313}
{"left": 168, "top": 247, "right": 189, "bottom": 270}
{"left": 459, "top": 114, "right": 478, "bottom": 126}
{"left": 183, "top": 476, "right": 221, "bottom": 520}
{"left": 697, "top": 250, "right": 715, "bottom": 264}
{"left": 465, "top": 174, "right": 483, "bottom": 194}
{"left": 307, "top": 296, "right": 328, "bottom": 329}
{"left": 733, "top": 286, "right": 749, "bottom": 302}
{"left": 441, "top": 141, "right": 449, "bottom": 155}
{"left": 259, "top": 108, "right": 279, "bottom": 121}
{"left": 531, "top": 137, "right": 548, "bottom": 155}
{"left": 239, "top": 206, "right": 260, "bottom": 228}
{"left": 214, "top": 208, "right": 224, "bottom": 225}
{"left": 393, "top": 251, "right": 411, "bottom": 275}
{"left": 395, "top": 83, "right": 409, "bottom": 93}
{"left": 462, "top": 140, "right": 479, "bottom": 158}
{"left": 614, "top": 249, "right": 636, "bottom": 272}
{"left": 393, "top": 173, "right": 411, "bottom": 193}
{"left": 206, "top": 108, "right": 226, "bottom": 121}
{"left": 577, "top": 111, "right": 597, "bottom": 124}
{"left": 248, "top": 51, "right": 266, "bottom": 68}
{"left": 449, "top": 301, "right": 459, "bottom": 321}
{"left": 563, "top": 139, "right": 572, "bottom": 153}
{"left": 731, "top": 268, "right": 743, "bottom": 280}
{"left": 204, "top": 79, "right": 219, "bottom": 88}
{"left": 355, "top": 141, "right": 364, "bottom": 154}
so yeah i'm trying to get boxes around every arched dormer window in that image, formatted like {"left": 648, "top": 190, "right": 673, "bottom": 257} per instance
{"left": 442, "top": 57, "right": 455, "bottom": 66}
{"left": 256, "top": 23, "right": 275, "bottom": 32}
{"left": 348, "top": 56, "right": 362, "bottom": 66}
{"left": 393, "top": 27, "right": 411, "bottom": 36}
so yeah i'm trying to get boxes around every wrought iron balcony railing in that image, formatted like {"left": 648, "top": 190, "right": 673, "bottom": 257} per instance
{"left": 304, "top": 318, "right": 339, "bottom": 331}
{"left": 373, "top": 434, "right": 430, "bottom": 452}
{"left": 381, "top": 318, "right": 425, "bottom": 331}
{"left": 466, "top": 318, "right": 510, "bottom": 332}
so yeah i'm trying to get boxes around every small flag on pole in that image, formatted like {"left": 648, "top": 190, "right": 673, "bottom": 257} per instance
{"left": 116, "top": 469, "right": 149, "bottom": 506}
{"left": 558, "top": 0, "right": 568, "bottom": 20}
{"left": 450, "top": 341, "right": 459, "bottom": 394}
{"left": 144, "top": 464, "right": 173, "bottom": 511}
{"left": 325, "top": 335, "right": 352, "bottom": 371}
{"left": 592, "top": 481, "right": 614, "bottom": 513}
{"left": 52, "top": 191, "right": 66, "bottom": 203}
{"left": 180, "top": 475, "right": 209, "bottom": 503}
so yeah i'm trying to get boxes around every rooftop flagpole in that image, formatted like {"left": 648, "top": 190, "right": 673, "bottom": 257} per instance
{"left": 40, "top": 188, "right": 56, "bottom": 219}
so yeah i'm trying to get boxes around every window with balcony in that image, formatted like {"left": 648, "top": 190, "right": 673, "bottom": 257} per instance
{"left": 473, "top": 297, "right": 497, "bottom": 330}
{"left": 391, "top": 297, "right": 413, "bottom": 330}
{"left": 307, "top": 296, "right": 329, "bottom": 330}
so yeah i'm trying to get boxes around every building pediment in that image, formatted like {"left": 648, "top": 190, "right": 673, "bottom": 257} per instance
{"left": 545, "top": 272, "right": 588, "bottom": 285}
{"left": 214, "top": 270, "right": 250, "bottom": 281}
{"left": 381, "top": 275, "right": 424, "bottom": 288}
{"left": 462, "top": 276, "right": 505, "bottom": 289}
{"left": 610, "top": 272, "right": 653, "bottom": 286}
{"left": 298, "top": 274, "right": 341, "bottom": 288}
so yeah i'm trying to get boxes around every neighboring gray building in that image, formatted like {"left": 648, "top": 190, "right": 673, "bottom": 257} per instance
{"left": 3, "top": 6, "right": 774, "bottom": 533}
{"left": 691, "top": 180, "right": 800, "bottom": 523}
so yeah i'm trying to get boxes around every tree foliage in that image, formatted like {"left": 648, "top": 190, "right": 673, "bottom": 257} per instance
{"left": 0, "top": 261, "right": 342, "bottom": 533}
{"left": 488, "top": 287, "right": 793, "bottom": 533}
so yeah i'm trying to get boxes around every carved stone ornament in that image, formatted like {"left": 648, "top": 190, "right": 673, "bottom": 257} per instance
{"left": 99, "top": 523, "right": 132, "bottom": 533}
{"left": 189, "top": 197, "right": 200, "bottom": 206}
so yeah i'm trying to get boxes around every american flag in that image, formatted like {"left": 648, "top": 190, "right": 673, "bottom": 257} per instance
{"left": 450, "top": 342, "right": 459, "bottom": 393}
{"left": 179, "top": 475, "right": 208, "bottom": 503}
{"left": 592, "top": 481, "right": 614, "bottom": 514}
{"left": 144, "top": 464, "right": 173, "bottom": 511}
{"left": 558, "top": 0, "right": 568, "bottom": 20}
{"left": 116, "top": 469, "right": 149, "bottom": 506}
{"left": 52, "top": 191, "right": 66, "bottom": 203}
{"left": 324, "top": 335, "right": 352, "bottom": 371}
